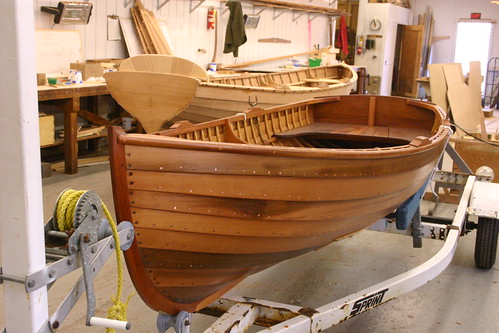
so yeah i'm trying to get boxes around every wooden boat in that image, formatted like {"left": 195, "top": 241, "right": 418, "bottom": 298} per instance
{"left": 108, "top": 95, "right": 450, "bottom": 315}
{"left": 104, "top": 55, "right": 358, "bottom": 132}
{"left": 104, "top": 72, "right": 199, "bottom": 133}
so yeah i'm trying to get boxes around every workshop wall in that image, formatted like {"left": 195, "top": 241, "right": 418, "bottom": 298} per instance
{"left": 412, "top": 0, "right": 499, "bottom": 67}
{"left": 33, "top": 0, "right": 335, "bottom": 69}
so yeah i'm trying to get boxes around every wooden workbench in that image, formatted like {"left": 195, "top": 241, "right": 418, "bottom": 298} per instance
{"left": 38, "top": 82, "right": 111, "bottom": 174}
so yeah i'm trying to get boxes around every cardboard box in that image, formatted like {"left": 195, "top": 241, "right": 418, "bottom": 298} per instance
{"left": 70, "top": 62, "right": 103, "bottom": 80}
{"left": 39, "top": 114, "right": 55, "bottom": 146}
{"left": 37, "top": 73, "right": 46, "bottom": 86}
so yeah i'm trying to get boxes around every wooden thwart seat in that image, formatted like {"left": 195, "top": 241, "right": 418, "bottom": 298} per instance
{"left": 303, "top": 78, "right": 342, "bottom": 84}
{"left": 274, "top": 122, "right": 430, "bottom": 143}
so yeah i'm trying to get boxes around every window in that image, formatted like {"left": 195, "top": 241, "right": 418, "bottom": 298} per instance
{"left": 454, "top": 19, "right": 494, "bottom": 79}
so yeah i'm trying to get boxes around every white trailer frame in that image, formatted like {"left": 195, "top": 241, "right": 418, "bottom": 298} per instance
{"left": 196, "top": 174, "right": 478, "bottom": 333}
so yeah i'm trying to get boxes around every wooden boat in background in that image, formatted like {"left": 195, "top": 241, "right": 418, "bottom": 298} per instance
{"left": 104, "top": 72, "right": 199, "bottom": 133}
{"left": 105, "top": 55, "right": 357, "bottom": 131}
{"left": 108, "top": 95, "right": 450, "bottom": 315}
{"left": 181, "top": 62, "right": 358, "bottom": 123}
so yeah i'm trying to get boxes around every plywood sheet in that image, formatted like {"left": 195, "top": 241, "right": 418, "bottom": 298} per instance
{"left": 443, "top": 63, "right": 486, "bottom": 137}
{"left": 468, "top": 61, "right": 487, "bottom": 135}
{"left": 120, "top": 17, "right": 143, "bottom": 57}
{"left": 428, "top": 63, "right": 449, "bottom": 112}
{"left": 35, "top": 29, "right": 83, "bottom": 75}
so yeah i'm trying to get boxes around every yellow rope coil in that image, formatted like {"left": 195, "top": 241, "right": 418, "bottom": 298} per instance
{"left": 55, "top": 189, "right": 132, "bottom": 333}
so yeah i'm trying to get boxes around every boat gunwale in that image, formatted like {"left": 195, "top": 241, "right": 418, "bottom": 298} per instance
{"left": 199, "top": 82, "right": 351, "bottom": 92}
{"left": 117, "top": 132, "right": 448, "bottom": 160}
{"left": 117, "top": 96, "right": 450, "bottom": 159}
{"left": 202, "top": 63, "right": 358, "bottom": 92}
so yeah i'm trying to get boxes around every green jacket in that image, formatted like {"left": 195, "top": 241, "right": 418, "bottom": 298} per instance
{"left": 223, "top": 1, "right": 247, "bottom": 57}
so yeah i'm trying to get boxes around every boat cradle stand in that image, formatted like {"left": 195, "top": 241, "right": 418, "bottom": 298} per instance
{"left": 0, "top": 190, "right": 135, "bottom": 333}
{"left": 159, "top": 150, "right": 498, "bottom": 333}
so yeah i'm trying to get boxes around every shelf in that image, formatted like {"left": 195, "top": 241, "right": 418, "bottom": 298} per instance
{"left": 188, "top": 0, "right": 349, "bottom": 17}
{"left": 251, "top": 0, "right": 348, "bottom": 16}
{"left": 40, "top": 126, "right": 137, "bottom": 149}
{"left": 41, "top": 133, "right": 105, "bottom": 149}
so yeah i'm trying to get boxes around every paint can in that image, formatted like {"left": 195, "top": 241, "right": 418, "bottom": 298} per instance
{"left": 209, "top": 62, "right": 217, "bottom": 72}
{"left": 122, "top": 117, "right": 133, "bottom": 130}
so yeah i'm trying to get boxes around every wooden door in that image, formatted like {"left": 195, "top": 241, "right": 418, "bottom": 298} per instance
{"left": 396, "top": 25, "right": 424, "bottom": 98}
{"left": 336, "top": 1, "right": 359, "bottom": 31}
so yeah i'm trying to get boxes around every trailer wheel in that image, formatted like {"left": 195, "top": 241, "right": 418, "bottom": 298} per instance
{"left": 474, "top": 217, "right": 498, "bottom": 269}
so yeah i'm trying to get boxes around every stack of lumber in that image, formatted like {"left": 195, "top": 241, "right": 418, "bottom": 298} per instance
{"left": 428, "top": 62, "right": 487, "bottom": 138}
{"left": 221, "top": 47, "right": 332, "bottom": 69}
{"left": 131, "top": 0, "right": 172, "bottom": 55}
{"left": 429, "top": 62, "right": 499, "bottom": 183}
{"left": 418, "top": 6, "right": 434, "bottom": 80}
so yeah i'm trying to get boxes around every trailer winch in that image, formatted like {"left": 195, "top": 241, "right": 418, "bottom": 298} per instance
{"left": 1, "top": 189, "right": 134, "bottom": 332}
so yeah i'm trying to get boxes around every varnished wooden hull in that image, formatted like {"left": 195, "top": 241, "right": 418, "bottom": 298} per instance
{"left": 109, "top": 95, "right": 450, "bottom": 315}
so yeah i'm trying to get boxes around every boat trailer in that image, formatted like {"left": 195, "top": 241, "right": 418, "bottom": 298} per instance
{"left": 0, "top": 155, "right": 497, "bottom": 333}
{"left": 156, "top": 168, "right": 498, "bottom": 333}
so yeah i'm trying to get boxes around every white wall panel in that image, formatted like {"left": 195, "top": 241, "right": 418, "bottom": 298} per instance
{"left": 33, "top": 0, "right": 336, "bottom": 69}
{"left": 411, "top": 0, "right": 499, "bottom": 66}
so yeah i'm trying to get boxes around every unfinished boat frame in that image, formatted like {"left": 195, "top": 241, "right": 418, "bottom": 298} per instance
{"left": 105, "top": 55, "right": 358, "bottom": 131}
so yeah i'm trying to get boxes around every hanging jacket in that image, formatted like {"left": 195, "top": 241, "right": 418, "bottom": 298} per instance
{"left": 339, "top": 15, "right": 349, "bottom": 56}
{"left": 223, "top": 1, "right": 247, "bottom": 57}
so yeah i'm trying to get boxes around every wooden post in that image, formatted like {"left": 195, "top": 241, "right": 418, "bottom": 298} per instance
{"left": 63, "top": 96, "right": 80, "bottom": 174}
{"left": 0, "top": 0, "right": 49, "bottom": 332}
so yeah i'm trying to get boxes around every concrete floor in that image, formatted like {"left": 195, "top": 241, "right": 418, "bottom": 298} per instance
{"left": 0, "top": 163, "right": 498, "bottom": 332}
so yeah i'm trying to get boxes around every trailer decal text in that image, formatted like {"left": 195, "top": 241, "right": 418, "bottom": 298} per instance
{"left": 348, "top": 288, "right": 389, "bottom": 317}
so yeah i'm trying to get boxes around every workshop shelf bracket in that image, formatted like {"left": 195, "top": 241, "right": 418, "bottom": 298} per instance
{"left": 253, "top": 6, "right": 266, "bottom": 16}
{"left": 272, "top": 7, "right": 285, "bottom": 20}
{"left": 189, "top": 0, "right": 205, "bottom": 13}
{"left": 221, "top": 3, "right": 230, "bottom": 15}
{"left": 157, "top": 0, "right": 170, "bottom": 11}
{"left": 308, "top": 12, "right": 320, "bottom": 22}
{"left": 292, "top": 10, "right": 305, "bottom": 22}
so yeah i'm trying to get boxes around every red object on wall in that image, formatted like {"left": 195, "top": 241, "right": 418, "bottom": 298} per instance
{"left": 207, "top": 7, "right": 216, "bottom": 30}
{"left": 339, "top": 15, "right": 349, "bottom": 55}
{"left": 356, "top": 35, "right": 364, "bottom": 55}
{"left": 470, "top": 13, "right": 481, "bottom": 19}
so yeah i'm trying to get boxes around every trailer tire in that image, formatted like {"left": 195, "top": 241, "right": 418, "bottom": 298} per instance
{"left": 474, "top": 217, "right": 498, "bottom": 269}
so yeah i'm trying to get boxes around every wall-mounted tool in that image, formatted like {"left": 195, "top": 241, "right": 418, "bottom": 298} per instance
{"left": 370, "top": 17, "right": 382, "bottom": 31}
{"left": 244, "top": 14, "right": 261, "bottom": 29}
{"left": 41, "top": 2, "right": 93, "bottom": 25}
{"left": 258, "top": 38, "right": 291, "bottom": 43}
